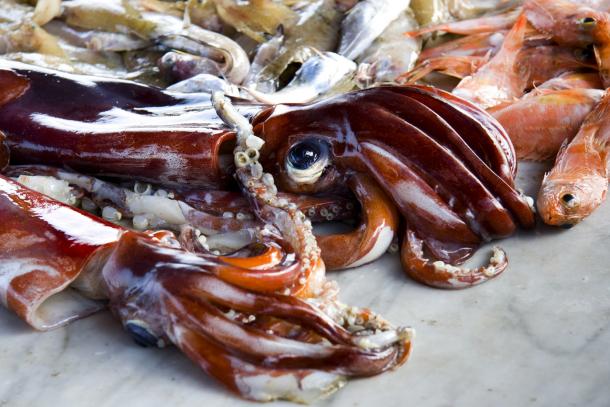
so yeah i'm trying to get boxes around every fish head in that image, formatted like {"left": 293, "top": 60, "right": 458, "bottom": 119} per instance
{"left": 537, "top": 172, "right": 608, "bottom": 228}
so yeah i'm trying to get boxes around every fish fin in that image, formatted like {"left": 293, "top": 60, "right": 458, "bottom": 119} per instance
{"left": 554, "top": 138, "right": 571, "bottom": 164}
{"left": 497, "top": 12, "right": 528, "bottom": 56}
{"left": 581, "top": 90, "right": 610, "bottom": 129}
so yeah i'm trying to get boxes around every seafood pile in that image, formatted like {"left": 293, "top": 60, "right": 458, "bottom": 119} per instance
{"left": 404, "top": 0, "right": 610, "bottom": 228}
{"left": 0, "top": 0, "right": 608, "bottom": 403}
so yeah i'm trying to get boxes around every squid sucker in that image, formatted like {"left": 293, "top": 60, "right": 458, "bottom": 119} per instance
{"left": 0, "top": 60, "right": 533, "bottom": 401}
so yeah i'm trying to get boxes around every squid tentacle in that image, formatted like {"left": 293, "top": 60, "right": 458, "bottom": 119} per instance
{"left": 166, "top": 293, "right": 405, "bottom": 373}
{"left": 348, "top": 99, "right": 517, "bottom": 240}
{"left": 213, "top": 92, "right": 328, "bottom": 297}
{"left": 0, "top": 174, "right": 413, "bottom": 402}
{"left": 166, "top": 318, "right": 348, "bottom": 403}
{"left": 5, "top": 164, "right": 262, "bottom": 235}
{"left": 317, "top": 174, "right": 399, "bottom": 270}
{"left": 401, "top": 229, "right": 508, "bottom": 289}
{"left": 386, "top": 86, "right": 518, "bottom": 183}
{"left": 360, "top": 140, "right": 480, "bottom": 263}
{"left": 371, "top": 90, "right": 535, "bottom": 229}
{"left": 178, "top": 189, "right": 359, "bottom": 223}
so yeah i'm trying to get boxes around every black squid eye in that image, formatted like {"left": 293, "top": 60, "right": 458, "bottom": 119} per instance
{"left": 288, "top": 140, "right": 323, "bottom": 170}
{"left": 285, "top": 138, "right": 330, "bottom": 185}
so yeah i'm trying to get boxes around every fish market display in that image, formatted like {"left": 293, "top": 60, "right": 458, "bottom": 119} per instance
{"left": 1, "top": 0, "right": 610, "bottom": 404}
{"left": 404, "top": 0, "right": 610, "bottom": 226}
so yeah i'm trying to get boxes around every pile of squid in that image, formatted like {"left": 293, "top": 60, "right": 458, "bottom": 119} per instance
{"left": 0, "top": 54, "right": 532, "bottom": 400}
{"left": 403, "top": 0, "right": 610, "bottom": 228}
{"left": 3, "top": 0, "right": 607, "bottom": 403}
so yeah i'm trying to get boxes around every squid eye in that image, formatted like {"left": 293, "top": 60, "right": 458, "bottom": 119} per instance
{"left": 286, "top": 138, "right": 330, "bottom": 184}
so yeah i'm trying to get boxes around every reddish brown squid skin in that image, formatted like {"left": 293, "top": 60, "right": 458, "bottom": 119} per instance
{"left": 254, "top": 86, "right": 535, "bottom": 288}
{"left": 0, "top": 60, "right": 533, "bottom": 288}
{"left": 0, "top": 61, "right": 359, "bottom": 223}
{"left": 0, "top": 60, "right": 245, "bottom": 188}
{"left": 0, "top": 174, "right": 122, "bottom": 329}
{"left": 315, "top": 174, "right": 399, "bottom": 270}
{"left": 0, "top": 174, "right": 412, "bottom": 401}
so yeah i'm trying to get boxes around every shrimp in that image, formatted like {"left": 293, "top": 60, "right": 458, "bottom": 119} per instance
{"left": 398, "top": 55, "right": 490, "bottom": 84}
{"left": 537, "top": 91, "right": 610, "bottom": 227}
{"left": 418, "top": 31, "right": 507, "bottom": 60}
{"left": 452, "top": 13, "right": 528, "bottom": 109}
{"left": 406, "top": 7, "right": 521, "bottom": 37}
{"left": 492, "top": 88, "right": 604, "bottom": 160}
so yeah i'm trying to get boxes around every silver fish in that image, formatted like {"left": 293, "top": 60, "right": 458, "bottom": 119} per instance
{"left": 245, "top": 51, "right": 357, "bottom": 104}
{"left": 357, "top": 10, "right": 421, "bottom": 84}
{"left": 167, "top": 73, "right": 241, "bottom": 96}
{"left": 338, "top": 0, "right": 411, "bottom": 60}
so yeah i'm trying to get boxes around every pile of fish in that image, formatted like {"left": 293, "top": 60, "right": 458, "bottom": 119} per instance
{"left": 403, "top": 0, "right": 610, "bottom": 227}
{"left": 0, "top": 0, "right": 525, "bottom": 103}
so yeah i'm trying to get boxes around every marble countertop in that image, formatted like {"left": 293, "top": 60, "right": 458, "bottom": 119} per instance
{"left": 1, "top": 162, "right": 609, "bottom": 407}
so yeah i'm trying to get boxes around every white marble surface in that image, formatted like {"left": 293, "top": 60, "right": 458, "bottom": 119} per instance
{"left": 1, "top": 162, "right": 610, "bottom": 407}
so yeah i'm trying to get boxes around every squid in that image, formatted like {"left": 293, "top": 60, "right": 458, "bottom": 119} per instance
{"left": 253, "top": 86, "right": 535, "bottom": 287}
{"left": 0, "top": 60, "right": 535, "bottom": 289}
{"left": 0, "top": 171, "right": 412, "bottom": 403}
{"left": 0, "top": 58, "right": 537, "bottom": 401}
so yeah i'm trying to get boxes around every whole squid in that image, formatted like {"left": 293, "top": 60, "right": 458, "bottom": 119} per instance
{"left": 0, "top": 61, "right": 534, "bottom": 288}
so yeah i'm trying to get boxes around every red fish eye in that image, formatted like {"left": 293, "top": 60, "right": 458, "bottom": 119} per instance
{"left": 580, "top": 16, "right": 597, "bottom": 27}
